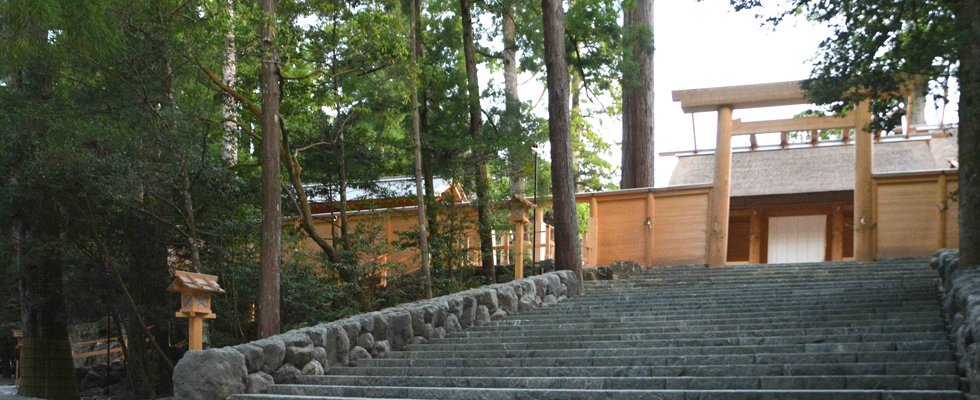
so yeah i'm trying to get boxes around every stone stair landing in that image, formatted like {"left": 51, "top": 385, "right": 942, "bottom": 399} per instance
{"left": 233, "top": 259, "right": 965, "bottom": 399}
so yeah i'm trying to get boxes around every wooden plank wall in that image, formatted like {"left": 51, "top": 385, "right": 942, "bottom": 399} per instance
{"left": 588, "top": 186, "right": 712, "bottom": 267}
{"left": 874, "top": 170, "right": 959, "bottom": 258}
{"left": 298, "top": 184, "right": 714, "bottom": 271}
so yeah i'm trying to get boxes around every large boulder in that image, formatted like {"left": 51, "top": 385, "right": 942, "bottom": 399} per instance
{"left": 406, "top": 306, "right": 427, "bottom": 334}
{"left": 353, "top": 313, "right": 375, "bottom": 334}
{"left": 300, "top": 360, "right": 324, "bottom": 376}
{"left": 337, "top": 319, "right": 361, "bottom": 350}
{"left": 233, "top": 343, "right": 264, "bottom": 374}
{"left": 373, "top": 340, "right": 391, "bottom": 357}
{"left": 250, "top": 337, "right": 286, "bottom": 375}
{"left": 530, "top": 276, "right": 550, "bottom": 298}
{"left": 385, "top": 309, "right": 414, "bottom": 351}
{"left": 272, "top": 363, "right": 301, "bottom": 384}
{"left": 443, "top": 314, "right": 462, "bottom": 334}
{"left": 518, "top": 294, "right": 537, "bottom": 313}
{"left": 173, "top": 347, "right": 248, "bottom": 400}
{"left": 245, "top": 372, "right": 274, "bottom": 394}
{"left": 312, "top": 346, "right": 327, "bottom": 366}
{"left": 370, "top": 312, "right": 388, "bottom": 341}
{"left": 475, "top": 305, "right": 491, "bottom": 327}
{"left": 357, "top": 332, "right": 375, "bottom": 351}
{"left": 458, "top": 296, "right": 478, "bottom": 329}
{"left": 471, "top": 289, "right": 498, "bottom": 314}
{"left": 493, "top": 285, "right": 518, "bottom": 315}
{"left": 348, "top": 346, "right": 372, "bottom": 366}
{"left": 284, "top": 344, "right": 314, "bottom": 367}
{"left": 323, "top": 323, "right": 350, "bottom": 368}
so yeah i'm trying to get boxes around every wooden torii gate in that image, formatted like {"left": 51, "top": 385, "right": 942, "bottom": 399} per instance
{"left": 671, "top": 81, "right": 881, "bottom": 268}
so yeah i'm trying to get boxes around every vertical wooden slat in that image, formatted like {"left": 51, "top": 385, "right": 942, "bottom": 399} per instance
{"left": 645, "top": 192, "right": 656, "bottom": 268}
{"left": 937, "top": 174, "right": 948, "bottom": 249}
{"left": 749, "top": 209, "right": 761, "bottom": 264}
{"left": 589, "top": 197, "right": 599, "bottom": 267}
{"left": 535, "top": 206, "right": 545, "bottom": 262}
{"left": 831, "top": 205, "right": 844, "bottom": 261}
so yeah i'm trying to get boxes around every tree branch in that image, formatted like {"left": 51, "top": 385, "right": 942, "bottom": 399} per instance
{"left": 187, "top": 56, "right": 263, "bottom": 119}
{"left": 282, "top": 68, "right": 360, "bottom": 81}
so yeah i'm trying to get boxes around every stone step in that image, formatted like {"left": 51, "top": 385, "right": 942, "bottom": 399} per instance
{"left": 469, "top": 317, "right": 945, "bottom": 333}
{"left": 483, "top": 315, "right": 943, "bottom": 333}
{"left": 239, "top": 385, "right": 965, "bottom": 400}
{"left": 462, "top": 321, "right": 945, "bottom": 338}
{"left": 578, "top": 285, "right": 938, "bottom": 299}
{"left": 584, "top": 279, "right": 937, "bottom": 291}
{"left": 410, "top": 333, "right": 949, "bottom": 352}
{"left": 385, "top": 342, "right": 952, "bottom": 360}
{"left": 523, "top": 300, "right": 941, "bottom": 316}
{"left": 569, "top": 283, "right": 938, "bottom": 303}
{"left": 326, "top": 361, "right": 957, "bottom": 378}
{"left": 561, "top": 291, "right": 939, "bottom": 304}
{"left": 357, "top": 350, "right": 953, "bottom": 368}
{"left": 294, "top": 374, "right": 961, "bottom": 391}
{"left": 439, "top": 324, "right": 944, "bottom": 344}
{"left": 491, "top": 309, "right": 941, "bottom": 325}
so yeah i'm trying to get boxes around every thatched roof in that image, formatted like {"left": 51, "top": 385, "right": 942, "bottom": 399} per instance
{"left": 668, "top": 133, "right": 957, "bottom": 197}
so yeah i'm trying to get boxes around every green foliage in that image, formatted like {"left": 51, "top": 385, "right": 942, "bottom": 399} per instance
{"left": 714, "top": 0, "right": 957, "bottom": 131}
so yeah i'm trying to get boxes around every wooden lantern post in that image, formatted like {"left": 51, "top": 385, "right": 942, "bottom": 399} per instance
{"left": 510, "top": 195, "right": 536, "bottom": 280}
{"left": 167, "top": 271, "right": 225, "bottom": 351}
{"left": 12, "top": 329, "right": 21, "bottom": 386}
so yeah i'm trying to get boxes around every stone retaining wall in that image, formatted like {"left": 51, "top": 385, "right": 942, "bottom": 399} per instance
{"left": 172, "top": 270, "right": 580, "bottom": 400}
{"left": 931, "top": 249, "right": 977, "bottom": 393}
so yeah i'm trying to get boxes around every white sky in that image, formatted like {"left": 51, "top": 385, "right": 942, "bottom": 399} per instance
{"left": 481, "top": 0, "right": 959, "bottom": 188}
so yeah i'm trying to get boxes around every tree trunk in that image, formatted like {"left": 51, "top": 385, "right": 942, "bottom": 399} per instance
{"left": 542, "top": 0, "right": 583, "bottom": 287}
{"left": 459, "top": 0, "right": 495, "bottom": 283}
{"left": 571, "top": 70, "right": 582, "bottom": 191}
{"left": 410, "top": 0, "right": 433, "bottom": 299}
{"left": 18, "top": 196, "right": 79, "bottom": 400}
{"left": 503, "top": 0, "right": 525, "bottom": 197}
{"left": 258, "top": 0, "right": 282, "bottom": 338}
{"left": 220, "top": 0, "right": 239, "bottom": 165}
{"left": 953, "top": 0, "right": 980, "bottom": 267}
{"left": 620, "top": 0, "right": 654, "bottom": 189}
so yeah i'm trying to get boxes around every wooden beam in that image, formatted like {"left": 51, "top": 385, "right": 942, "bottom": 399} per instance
{"left": 731, "top": 113, "right": 856, "bottom": 136}
{"left": 645, "top": 192, "right": 655, "bottom": 268}
{"left": 810, "top": 130, "right": 819, "bottom": 145}
{"left": 748, "top": 210, "right": 761, "bottom": 264}
{"left": 514, "top": 223, "right": 524, "bottom": 280}
{"left": 780, "top": 132, "right": 788, "bottom": 148}
{"left": 831, "top": 205, "right": 844, "bottom": 261}
{"left": 749, "top": 134, "right": 758, "bottom": 149}
{"left": 672, "top": 80, "right": 807, "bottom": 113}
{"left": 854, "top": 100, "right": 875, "bottom": 262}
{"left": 535, "top": 206, "right": 545, "bottom": 261}
{"left": 709, "top": 105, "right": 734, "bottom": 268}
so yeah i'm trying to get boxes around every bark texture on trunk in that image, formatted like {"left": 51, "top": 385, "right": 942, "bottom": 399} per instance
{"left": 954, "top": 0, "right": 980, "bottom": 267}
{"left": 18, "top": 197, "right": 79, "bottom": 400}
{"left": 220, "top": 0, "right": 239, "bottom": 165}
{"left": 411, "top": 0, "right": 433, "bottom": 299}
{"left": 503, "top": 0, "right": 525, "bottom": 197}
{"left": 620, "top": 0, "right": 654, "bottom": 189}
{"left": 542, "top": 0, "right": 583, "bottom": 287}
{"left": 258, "top": 0, "right": 282, "bottom": 338}
{"left": 460, "top": 0, "right": 495, "bottom": 283}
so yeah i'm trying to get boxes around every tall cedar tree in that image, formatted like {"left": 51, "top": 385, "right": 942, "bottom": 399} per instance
{"left": 459, "top": 0, "right": 496, "bottom": 283}
{"left": 9, "top": 11, "right": 79, "bottom": 399}
{"left": 620, "top": 0, "right": 654, "bottom": 189}
{"left": 259, "top": 0, "right": 283, "bottom": 338}
{"left": 411, "top": 0, "right": 434, "bottom": 299}
{"left": 542, "top": 0, "right": 584, "bottom": 286}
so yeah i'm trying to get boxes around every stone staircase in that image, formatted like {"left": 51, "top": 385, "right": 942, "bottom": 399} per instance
{"left": 235, "top": 259, "right": 967, "bottom": 399}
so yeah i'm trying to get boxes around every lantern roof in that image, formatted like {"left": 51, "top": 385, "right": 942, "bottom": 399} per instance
{"left": 167, "top": 271, "right": 225, "bottom": 294}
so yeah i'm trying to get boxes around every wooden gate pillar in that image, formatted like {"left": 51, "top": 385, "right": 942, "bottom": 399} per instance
{"left": 708, "top": 105, "right": 734, "bottom": 268}
{"left": 854, "top": 100, "right": 875, "bottom": 262}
